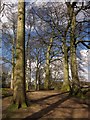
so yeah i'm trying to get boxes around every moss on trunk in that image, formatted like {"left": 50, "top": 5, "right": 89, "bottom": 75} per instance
{"left": 13, "top": 0, "right": 27, "bottom": 108}
{"left": 68, "top": 4, "right": 80, "bottom": 95}
{"left": 61, "top": 37, "right": 71, "bottom": 92}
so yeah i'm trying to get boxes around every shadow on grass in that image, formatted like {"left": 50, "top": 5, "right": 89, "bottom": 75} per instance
{"left": 23, "top": 94, "right": 70, "bottom": 120}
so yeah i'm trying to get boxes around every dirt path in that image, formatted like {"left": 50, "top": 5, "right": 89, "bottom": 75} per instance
{"left": 2, "top": 91, "right": 90, "bottom": 119}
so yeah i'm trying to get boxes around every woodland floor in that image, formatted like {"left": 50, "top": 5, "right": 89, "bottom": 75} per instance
{"left": 2, "top": 90, "right": 90, "bottom": 119}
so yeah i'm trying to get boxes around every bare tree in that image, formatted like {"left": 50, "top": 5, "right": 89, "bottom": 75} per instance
{"left": 13, "top": 0, "right": 27, "bottom": 108}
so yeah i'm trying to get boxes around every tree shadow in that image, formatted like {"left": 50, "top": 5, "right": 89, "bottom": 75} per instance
{"left": 28, "top": 91, "right": 69, "bottom": 104}
{"left": 23, "top": 94, "right": 70, "bottom": 120}
{"left": 72, "top": 97, "right": 90, "bottom": 107}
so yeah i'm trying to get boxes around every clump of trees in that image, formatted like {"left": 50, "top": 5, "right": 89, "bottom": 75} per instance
{"left": 1, "top": 1, "right": 90, "bottom": 108}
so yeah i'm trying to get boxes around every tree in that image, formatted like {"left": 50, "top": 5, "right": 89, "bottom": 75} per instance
{"left": 24, "top": 2, "right": 90, "bottom": 94}
{"left": 10, "top": 11, "right": 17, "bottom": 90}
{"left": 1, "top": 2, "right": 17, "bottom": 89}
{"left": 66, "top": 2, "right": 90, "bottom": 95}
{"left": 65, "top": 2, "right": 79, "bottom": 95}
{"left": 31, "top": 3, "right": 63, "bottom": 90}
{"left": 25, "top": 5, "right": 34, "bottom": 91}
{"left": 44, "top": 37, "right": 53, "bottom": 90}
{"left": 61, "top": 37, "right": 70, "bottom": 92}
{"left": 13, "top": 0, "right": 27, "bottom": 108}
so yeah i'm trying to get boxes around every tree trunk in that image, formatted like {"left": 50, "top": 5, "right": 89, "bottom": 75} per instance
{"left": 44, "top": 38, "right": 53, "bottom": 90}
{"left": 13, "top": 0, "right": 27, "bottom": 108}
{"left": 38, "top": 69, "right": 41, "bottom": 90}
{"left": 11, "top": 38, "right": 15, "bottom": 89}
{"left": 70, "top": 43, "right": 80, "bottom": 95}
{"left": 29, "top": 59, "right": 31, "bottom": 90}
{"left": 26, "top": 30, "right": 31, "bottom": 91}
{"left": 61, "top": 39, "right": 70, "bottom": 92}
{"left": 44, "top": 62, "right": 50, "bottom": 90}
{"left": 35, "top": 66, "right": 38, "bottom": 91}
{"left": 69, "top": 6, "right": 80, "bottom": 95}
{"left": 26, "top": 59, "right": 31, "bottom": 91}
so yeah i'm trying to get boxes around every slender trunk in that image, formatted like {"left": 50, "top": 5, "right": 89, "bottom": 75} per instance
{"left": 26, "top": 59, "right": 31, "bottom": 91}
{"left": 26, "top": 51, "right": 28, "bottom": 91}
{"left": 13, "top": 0, "right": 27, "bottom": 108}
{"left": 70, "top": 43, "right": 80, "bottom": 94}
{"left": 38, "top": 70, "right": 41, "bottom": 90}
{"left": 11, "top": 38, "right": 15, "bottom": 89}
{"left": 61, "top": 39, "right": 70, "bottom": 92}
{"left": 35, "top": 60, "right": 41, "bottom": 91}
{"left": 70, "top": 7, "right": 80, "bottom": 95}
{"left": 44, "top": 38, "right": 53, "bottom": 90}
{"left": 35, "top": 65, "right": 38, "bottom": 91}
{"left": 11, "top": 17, "right": 16, "bottom": 89}
{"left": 26, "top": 31, "right": 31, "bottom": 90}
{"left": 28, "top": 59, "right": 31, "bottom": 90}
{"left": 44, "top": 62, "right": 50, "bottom": 90}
